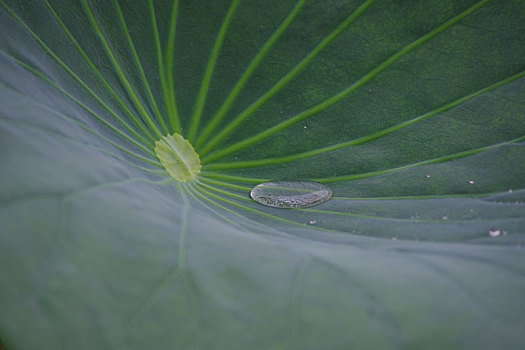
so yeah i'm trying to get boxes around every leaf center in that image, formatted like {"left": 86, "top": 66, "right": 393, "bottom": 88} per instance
{"left": 155, "top": 133, "right": 201, "bottom": 182}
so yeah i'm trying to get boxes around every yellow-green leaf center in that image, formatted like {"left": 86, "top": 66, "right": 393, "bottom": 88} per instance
{"left": 155, "top": 133, "right": 201, "bottom": 182}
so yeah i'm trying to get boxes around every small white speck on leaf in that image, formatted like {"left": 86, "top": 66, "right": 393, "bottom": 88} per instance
{"left": 489, "top": 228, "right": 501, "bottom": 237}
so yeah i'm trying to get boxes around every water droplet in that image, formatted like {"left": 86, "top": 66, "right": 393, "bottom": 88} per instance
{"left": 308, "top": 220, "right": 316, "bottom": 225}
{"left": 489, "top": 228, "right": 501, "bottom": 237}
{"left": 425, "top": 174, "right": 431, "bottom": 178}
{"left": 469, "top": 180, "right": 475, "bottom": 184}
{"left": 250, "top": 181, "right": 332, "bottom": 208}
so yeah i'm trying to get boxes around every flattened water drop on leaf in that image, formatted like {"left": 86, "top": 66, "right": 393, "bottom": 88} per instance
{"left": 489, "top": 228, "right": 501, "bottom": 237}
{"left": 155, "top": 133, "right": 201, "bottom": 182}
{"left": 250, "top": 181, "right": 332, "bottom": 208}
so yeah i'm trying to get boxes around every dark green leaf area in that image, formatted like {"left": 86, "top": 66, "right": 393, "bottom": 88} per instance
{"left": 224, "top": 1, "right": 525, "bottom": 160}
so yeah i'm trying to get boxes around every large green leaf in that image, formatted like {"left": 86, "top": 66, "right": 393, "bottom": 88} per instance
{"left": 1, "top": 0, "right": 525, "bottom": 348}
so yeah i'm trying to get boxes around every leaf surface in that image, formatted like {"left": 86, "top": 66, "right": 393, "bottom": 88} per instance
{"left": 1, "top": 0, "right": 525, "bottom": 349}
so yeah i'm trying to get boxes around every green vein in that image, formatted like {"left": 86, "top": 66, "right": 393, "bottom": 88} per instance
{"left": 193, "top": 181, "right": 325, "bottom": 229}
{"left": 113, "top": 0, "right": 168, "bottom": 134}
{"left": 81, "top": 0, "right": 163, "bottom": 139}
{"left": 333, "top": 190, "right": 519, "bottom": 201}
{"left": 186, "top": 0, "right": 241, "bottom": 141}
{"left": 0, "top": 112, "right": 162, "bottom": 170}
{"left": 122, "top": 257, "right": 186, "bottom": 333}
{"left": 176, "top": 182, "right": 189, "bottom": 271}
{"left": 199, "top": 174, "right": 521, "bottom": 202}
{"left": 202, "top": 0, "right": 492, "bottom": 163}
{"left": 188, "top": 182, "right": 300, "bottom": 238}
{"left": 316, "top": 134, "right": 525, "bottom": 183}
{"left": 312, "top": 260, "right": 403, "bottom": 343}
{"left": 203, "top": 69, "right": 525, "bottom": 169}
{"left": 150, "top": 0, "right": 181, "bottom": 133}
{"left": 290, "top": 258, "right": 310, "bottom": 350}
{"left": 200, "top": 177, "right": 252, "bottom": 191}
{"left": 195, "top": 180, "right": 249, "bottom": 202}
{"left": 200, "top": 180, "right": 513, "bottom": 224}
{"left": 64, "top": 177, "right": 174, "bottom": 202}
{"left": 196, "top": 180, "right": 250, "bottom": 202}
{"left": 184, "top": 183, "right": 237, "bottom": 225}
{"left": 165, "top": 0, "right": 182, "bottom": 133}
{"left": 122, "top": 183, "right": 189, "bottom": 332}
{"left": 404, "top": 256, "right": 493, "bottom": 315}
{"left": 7, "top": 55, "right": 157, "bottom": 158}
{"left": 42, "top": 0, "right": 158, "bottom": 146}
{"left": 194, "top": 0, "right": 309, "bottom": 149}
{"left": 185, "top": 182, "right": 243, "bottom": 227}
{"left": 197, "top": 181, "right": 268, "bottom": 204}
{"left": 201, "top": 171, "right": 268, "bottom": 183}
{"left": 198, "top": 0, "right": 377, "bottom": 156}
{"left": 301, "top": 207, "right": 483, "bottom": 224}
{"left": 197, "top": 180, "right": 405, "bottom": 231}
{"left": 0, "top": 2, "right": 155, "bottom": 150}
{"left": 193, "top": 181, "right": 308, "bottom": 228}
